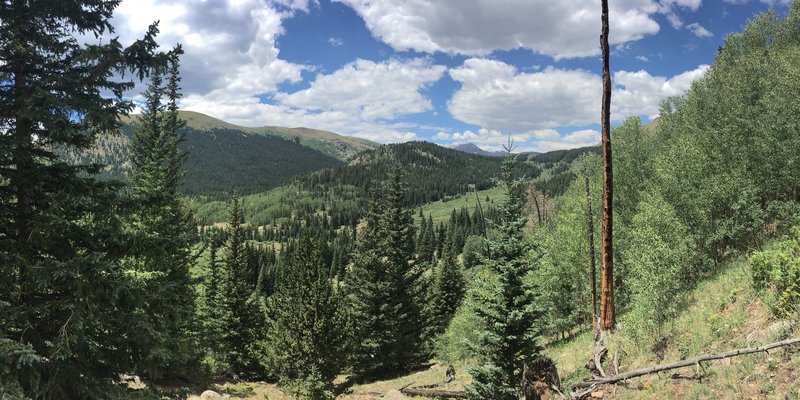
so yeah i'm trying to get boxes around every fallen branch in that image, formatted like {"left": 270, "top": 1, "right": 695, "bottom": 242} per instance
{"left": 399, "top": 386, "right": 467, "bottom": 399}
{"left": 573, "top": 337, "right": 800, "bottom": 389}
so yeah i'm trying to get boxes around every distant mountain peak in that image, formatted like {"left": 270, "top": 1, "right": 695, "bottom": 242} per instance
{"left": 450, "top": 142, "right": 506, "bottom": 157}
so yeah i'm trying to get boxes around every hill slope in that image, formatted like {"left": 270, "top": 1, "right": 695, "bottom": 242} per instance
{"left": 61, "top": 122, "right": 343, "bottom": 195}
{"left": 123, "top": 111, "right": 378, "bottom": 161}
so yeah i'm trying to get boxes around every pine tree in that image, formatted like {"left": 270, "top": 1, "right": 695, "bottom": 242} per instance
{"left": 262, "top": 235, "right": 348, "bottom": 397}
{"left": 347, "top": 168, "right": 430, "bottom": 379}
{"left": 0, "top": 2, "right": 162, "bottom": 396}
{"left": 432, "top": 251, "right": 466, "bottom": 334}
{"left": 465, "top": 151, "right": 545, "bottom": 400}
{"left": 210, "top": 198, "right": 265, "bottom": 378}
{"left": 124, "top": 49, "right": 198, "bottom": 378}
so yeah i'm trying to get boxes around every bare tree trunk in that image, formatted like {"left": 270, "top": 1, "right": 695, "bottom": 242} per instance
{"left": 599, "top": 0, "right": 615, "bottom": 332}
{"left": 585, "top": 175, "right": 597, "bottom": 329}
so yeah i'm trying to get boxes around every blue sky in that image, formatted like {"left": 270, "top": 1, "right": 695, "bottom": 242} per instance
{"left": 110, "top": 0, "right": 792, "bottom": 152}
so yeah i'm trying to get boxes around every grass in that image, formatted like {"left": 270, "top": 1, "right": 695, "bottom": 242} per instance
{"left": 545, "top": 254, "right": 799, "bottom": 399}
{"left": 416, "top": 186, "right": 506, "bottom": 224}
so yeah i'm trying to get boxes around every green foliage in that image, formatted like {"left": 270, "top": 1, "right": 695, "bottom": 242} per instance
{"left": 346, "top": 169, "right": 431, "bottom": 380}
{"left": 535, "top": 154, "right": 602, "bottom": 336}
{"left": 206, "top": 198, "right": 266, "bottom": 378}
{"left": 465, "top": 152, "right": 545, "bottom": 400}
{"left": 261, "top": 235, "right": 348, "bottom": 390}
{"left": 278, "top": 366, "right": 335, "bottom": 400}
{"left": 462, "top": 235, "right": 487, "bottom": 270}
{"left": 0, "top": 1, "right": 165, "bottom": 397}
{"left": 123, "top": 49, "right": 200, "bottom": 378}
{"left": 431, "top": 252, "right": 466, "bottom": 334}
{"left": 621, "top": 191, "right": 692, "bottom": 346}
{"left": 750, "top": 218, "right": 800, "bottom": 316}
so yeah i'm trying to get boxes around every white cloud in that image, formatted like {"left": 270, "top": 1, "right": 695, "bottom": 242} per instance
{"left": 447, "top": 58, "right": 709, "bottom": 134}
{"left": 113, "top": 0, "right": 306, "bottom": 98}
{"left": 614, "top": 64, "right": 709, "bottom": 118}
{"left": 636, "top": 55, "right": 650, "bottom": 61}
{"left": 723, "top": 0, "right": 790, "bottom": 5}
{"left": 335, "top": 0, "right": 661, "bottom": 59}
{"left": 686, "top": 22, "right": 713, "bottom": 37}
{"left": 278, "top": 58, "right": 445, "bottom": 121}
{"left": 536, "top": 129, "right": 601, "bottom": 151}
{"left": 328, "top": 37, "right": 344, "bottom": 46}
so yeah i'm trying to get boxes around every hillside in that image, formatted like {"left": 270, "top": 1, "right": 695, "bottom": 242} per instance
{"left": 191, "top": 141, "right": 543, "bottom": 226}
{"left": 122, "top": 111, "right": 378, "bottom": 161}
{"left": 60, "top": 122, "right": 343, "bottom": 195}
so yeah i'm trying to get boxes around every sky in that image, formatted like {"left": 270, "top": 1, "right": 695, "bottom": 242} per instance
{"left": 109, "top": 0, "right": 792, "bottom": 152}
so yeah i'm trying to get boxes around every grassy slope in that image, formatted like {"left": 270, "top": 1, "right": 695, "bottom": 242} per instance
{"left": 415, "top": 186, "right": 506, "bottom": 224}
{"left": 546, "top": 253, "right": 799, "bottom": 399}
{"left": 179, "top": 243, "right": 798, "bottom": 399}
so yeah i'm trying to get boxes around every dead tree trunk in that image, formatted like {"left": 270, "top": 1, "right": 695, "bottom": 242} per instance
{"left": 585, "top": 174, "right": 597, "bottom": 329}
{"left": 599, "top": 0, "right": 615, "bottom": 333}
{"left": 573, "top": 338, "right": 800, "bottom": 389}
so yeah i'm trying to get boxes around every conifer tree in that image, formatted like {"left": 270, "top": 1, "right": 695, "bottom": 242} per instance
{"left": 432, "top": 251, "right": 466, "bottom": 334}
{"left": 465, "top": 151, "right": 545, "bottom": 400}
{"left": 124, "top": 49, "right": 198, "bottom": 378}
{"left": 347, "top": 168, "right": 430, "bottom": 379}
{"left": 210, "top": 198, "right": 265, "bottom": 378}
{"left": 262, "top": 235, "right": 348, "bottom": 397}
{"left": 0, "top": 2, "right": 162, "bottom": 396}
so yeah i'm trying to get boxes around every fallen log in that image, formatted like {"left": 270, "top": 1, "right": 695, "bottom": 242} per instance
{"left": 573, "top": 337, "right": 800, "bottom": 389}
{"left": 400, "top": 387, "right": 467, "bottom": 399}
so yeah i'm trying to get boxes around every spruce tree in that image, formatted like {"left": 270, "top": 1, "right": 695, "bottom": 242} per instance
{"left": 124, "top": 49, "right": 198, "bottom": 378}
{"left": 465, "top": 151, "right": 545, "bottom": 400}
{"left": 0, "top": 2, "right": 162, "bottom": 396}
{"left": 347, "top": 169, "right": 430, "bottom": 379}
{"left": 262, "top": 235, "right": 348, "bottom": 398}
{"left": 432, "top": 251, "right": 466, "bottom": 334}
{"left": 210, "top": 198, "right": 265, "bottom": 378}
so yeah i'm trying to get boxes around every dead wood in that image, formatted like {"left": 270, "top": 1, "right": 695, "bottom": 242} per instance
{"left": 573, "top": 337, "right": 800, "bottom": 389}
{"left": 399, "top": 387, "right": 467, "bottom": 399}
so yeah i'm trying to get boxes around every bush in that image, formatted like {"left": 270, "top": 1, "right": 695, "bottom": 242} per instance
{"left": 750, "top": 218, "right": 800, "bottom": 317}
{"left": 621, "top": 191, "right": 692, "bottom": 347}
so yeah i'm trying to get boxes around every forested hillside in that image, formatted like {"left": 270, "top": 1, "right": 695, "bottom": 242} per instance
{"left": 59, "top": 123, "right": 344, "bottom": 195}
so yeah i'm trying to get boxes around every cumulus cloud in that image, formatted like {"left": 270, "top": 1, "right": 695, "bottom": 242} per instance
{"left": 447, "top": 58, "right": 708, "bottom": 134}
{"left": 278, "top": 58, "right": 445, "bottom": 121}
{"left": 686, "top": 22, "right": 713, "bottom": 37}
{"left": 335, "top": 0, "right": 661, "bottom": 59}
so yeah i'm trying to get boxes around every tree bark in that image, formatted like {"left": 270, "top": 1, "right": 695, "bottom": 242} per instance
{"left": 572, "top": 337, "right": 800, "bottom": 389}
{"left": 599, "top": 0, "right": 615, "bottom": 332}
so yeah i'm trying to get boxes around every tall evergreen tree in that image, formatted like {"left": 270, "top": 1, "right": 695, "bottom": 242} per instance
{"left": 432, "top": 251, "right": 466, "bottom": 334}
{"left": 124, "top": 49, "right": 198, "bottom": 378}
{"left": 0, "top": 2, "right": 162, "bottom": 397}
{"left": 347, "top": 168, "right": 430, "bottom": 379}
{"left": 261, "top": 235, "right": 348, "bottom": 398}
{"left": 465, "top": 151, "right": 545, "bottom": 400}
{"left": 210, "top": 198, "right": 265, "bottom": 378}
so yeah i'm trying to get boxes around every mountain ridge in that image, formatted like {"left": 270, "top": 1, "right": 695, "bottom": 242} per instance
{"left": 122, "top": 110, "right": 378, "bottom": 161}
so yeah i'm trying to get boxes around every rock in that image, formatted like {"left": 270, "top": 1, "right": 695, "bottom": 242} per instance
{"left": 590, "top": 390, "right": 604, "bottom": 398}
{"left": 200, "top": 390, "right": 221, "bottom": 400}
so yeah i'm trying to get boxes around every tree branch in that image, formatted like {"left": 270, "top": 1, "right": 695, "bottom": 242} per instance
{"left": 573, "top": 338, "right": 800, "bottom": 389}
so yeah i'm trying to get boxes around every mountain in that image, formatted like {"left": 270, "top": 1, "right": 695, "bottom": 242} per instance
{"left": 450, "top": 142, "right": 507, "bottom": 157}
{"left": 122, "top": 111, "right": 377, "bottom": 161}
{"left": 61, "top": 116, "right": 346, "bottom": 195}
